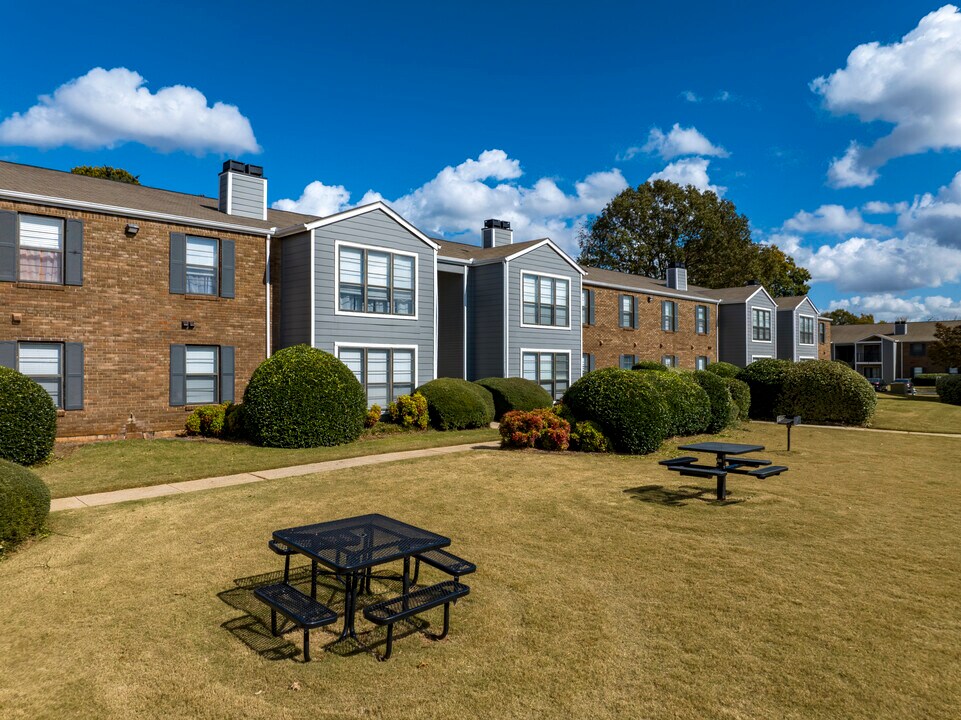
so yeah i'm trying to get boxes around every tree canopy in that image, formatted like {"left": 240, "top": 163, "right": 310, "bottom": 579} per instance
{"left": 70, "top": 166, "right": 140, "bottom": 185}
{"left": 824, "top": 309, "right": 876, "bottom": 325}
{"left": 929, "top": 323, "right": 961, "bottom": 369}
{"left": 577, "top": 180, "right": 811, "bottom": 297}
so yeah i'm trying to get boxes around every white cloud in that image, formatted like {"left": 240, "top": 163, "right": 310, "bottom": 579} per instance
{"left": 783, "top": 204, "right": 890, "bottom": 236}
{"left": 862, "top": 200, "right": 909, "bottom": 215}
{"left": 648, "top": 157, "right": 725, "bottom": 195}
{"left": 897, "top": 169, "right": 961, "bottom": 247}
{"left": 716, "top": 90, "right": 733, "bottom": 102}
{"left": 680, "top": 90, "right": 701, "bottom": 103}
{"left": 0, "top": 67, "right": 260, "bottom": 155}
{"left": 812, "top": 5, "right": 961, "bottom": 187}
{"left": 272, "top": 149, "right": 629, "bottom": 253}
{"left": 830, "top": 293, "right": 961, "bottom": 321}
{"left": 623, "top": 123, "right": 727, "bottom": 161}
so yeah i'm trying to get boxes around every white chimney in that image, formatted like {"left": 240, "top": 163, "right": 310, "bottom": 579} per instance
{"left": 219, "top": 160, "right": 267, "bottom": 221}
{"left": 894, "top": 320, "right": 908, "bottom": 335}
{"left": 666, "top": 262, "right": 688, "bottom": 291}
{"left": 481, "top": 219, "right": 513, "bottom": 248}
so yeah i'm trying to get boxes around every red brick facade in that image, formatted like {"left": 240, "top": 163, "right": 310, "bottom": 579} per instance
{"left": 582, "top": 284, "right": 717, "bottom": 370}
{"left": 818, "top": 319, "right": 832, "bottom": 361}
{"left": 0, "top": 200, "right": 267, "bottom": 439}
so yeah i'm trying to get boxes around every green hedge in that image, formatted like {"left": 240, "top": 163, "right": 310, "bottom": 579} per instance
{"left": 914, "top": 373, "right": 949, "bottom": 387}
{"left": 474, "top": 377, "right": 553, "bottom": 420}
{"left": 692, "top": 371, "right": 737, "bottom": 433}
{"left": 562, "top": 368, "right": 670, "bottom": 454}
{"left": 724, "top": 377, "right": 751, "bottom": 421}
{"left": 416, "top": 378, "right": 494, "bottom": 430}
{"left": 0, "top": 459, "right": 50, "bottom": 549}
{"left": 776, "top": 360, "right": 876, "bottom": 426}
{"left": 0, "top": 367, "right": 57, "bottom": 466}
{"left": 937, "top": 375, "right": 961, "bottom": 405}
{"left": 737, "top": 358, "right": 792, "bottom": 420}
{"left": 631, "top": 360, "right": 670, "bottom": 372}
{"left": 705, "top": 361, "right": 741, "bottom": 379}
{"left": 242, "top": 345, "right": 367, "bottom": 448}
{"left": 185, "top": 404, "right": 227, "bottom": 437}
{"left": 648, "top": 372, "right": 711, "bottom": 436}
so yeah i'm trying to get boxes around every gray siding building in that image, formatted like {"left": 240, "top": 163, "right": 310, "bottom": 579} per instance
{"left": 775, "top": 296, "right": 820, "bottom": 362}
{"left": 709, "top": 284, "right": 780, "bottom": 367}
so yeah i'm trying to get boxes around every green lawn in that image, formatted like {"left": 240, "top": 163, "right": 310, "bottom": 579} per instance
{"left": 36, "top": 426, "right": 499, "bottom": 499}
{"left": 870, "top": 393, "right": 961, "bottom": 433}
{"left": 2, "top": 421, "right": 959, "bottom": 719}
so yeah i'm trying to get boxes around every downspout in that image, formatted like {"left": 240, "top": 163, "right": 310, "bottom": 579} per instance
{"left": 265, "top": 232, "right": 273, "bottom": 358}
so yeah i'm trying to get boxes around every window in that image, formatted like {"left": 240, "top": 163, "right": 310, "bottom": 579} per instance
{"left": 582, "top": 289, "right": 594, "bottom": 325}
{"left": 18, "top": 215, "right": 63, "bottom": 283}
{"left": 910, "top": 342, "right": 926, "bottom": 357}
{"left": 170, "top": 233, "right": 233, "bottom": 298}
{"left": 185, "top": 346, "right": 219, "bottom": 405}
{"left": 522, "top": 274, "right": 569, "bottom": 327}
{"left": 523, "top": 352, "right": 569, "bottom": 400}
{"left": 752, "top": 308, "right": 772, "bottom": 341}
{"left": 582, "top": 353, "right": 595, "bottom": 373}
{"left": 696, "top": 356, "right": 708, "bottom": 371}
{"left": 696, "top": 305, "right": 709, "bottom": 334}
{"left": 819, "top": 322, "right": 827, "bottom": 344}
{"left": 661, "top": 300, "right": 678, "bottom": 332}
{"left": 18, "top": 343, "right": 62, "bottom": 408}
{"left": 338, "top": 246, "right": 416, "bottom": 316}
{"left": 799, "top": 316, "right": 815, "bottom": 345}
{"left": 619, "top": 354, "right": 637, "bottom": 370}
{"left": 661, "top": 355, "right": 677, "bottom": 368}
{"left": 913, "top": 366, "right": 924, "bottom": 376}
{"left": 338, "top": 347, "right": 415, "bottom": 407}
{"left": 185, "top": 236, "right": 219, "bottom": 295}
{"left": 619, "top": 295, "right": 635, "bottom": 328}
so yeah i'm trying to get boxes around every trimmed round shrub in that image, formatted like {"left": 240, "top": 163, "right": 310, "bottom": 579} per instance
{"left": 737, "top": 358, "right": 792, "bottom": 420}
{"left": 0, "top": 459, "right": 50, "bottom": 549}
{"left": 387, "top": 393, "right": 429, "bottom": 430}
{"left": 692, "top": 370, "right": 737, "bottom": 433}
{"left": 569, "top": 419, "right": 611, "bottom": 453}
{"left": 499, "top": 409, "right": 570, "bottom": 450}
{"left": 474, "top": 377, "right": 552, "bottom": 420}
{"left": 647, "top": 372, "right": 711, "bottom": 436}
{"left": 243, "top": 345, "right": 367, "bottom": 448}
{"left": 914, "top": 373, "right": 949, "bottom": 387}
{"left": 0, "top": 367, "right": 57, "bottom": 466}
{"left": 631, "top": 360, "right": 670, "bottom": 372}
{"left": 705, "top": 361, "right": 741, "bottom": 379}
{"left": 724, "top": 377, "right": 751, "bottom": 421}
{"left": 562, "top": 368, "right": 670, "bottom": 454}
{"left": 776, "top": 360, "right": 876, "bottom": 425}
{"left": 185, "top": 403, "right": 227, "bottom": 437}
{"left": 223, "top": 402, "right": 247, "bottom": 440}
{"left": 416, "top": 378, "right": 494, "bottom": 430}
{"left": 936, "top": 375, "right": 961, "bottom": 405}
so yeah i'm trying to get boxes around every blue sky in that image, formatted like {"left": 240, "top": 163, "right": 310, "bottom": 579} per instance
{"left": 2, "top": 1, "right": 960, "bottom": 320}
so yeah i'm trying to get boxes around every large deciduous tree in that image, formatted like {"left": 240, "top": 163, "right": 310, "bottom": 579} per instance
{"left": 929, "top": 323, "right": 961, "bottom": 369}
{"left": 577, "top": 179, "right": 811, "bottom": 296}
{"left": 71, "top": 165, "right": 140, "bottom": 184}
{"left": 824, "top": 309, "right": 876, "bottom": 325}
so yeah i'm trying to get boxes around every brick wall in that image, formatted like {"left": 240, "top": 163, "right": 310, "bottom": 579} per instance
{"left": 818, "top": 320, "right": 832, "bottom": 361}
{"left": 0, "top": 200, "right": 267, "bottom": 438}
{"left": 582, "top": 285, "right": 717, "bottom": 370}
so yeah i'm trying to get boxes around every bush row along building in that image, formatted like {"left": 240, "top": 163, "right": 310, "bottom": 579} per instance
{"left": 0, "top": 159, "right": 830, "bottom": 440}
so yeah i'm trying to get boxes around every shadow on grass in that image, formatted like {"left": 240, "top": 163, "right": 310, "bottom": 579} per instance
{"left": 624, "top": 484, "right": 746, "bottom": 507}
{"left": 218, "top": 564, "right": 431, "bottom": 662}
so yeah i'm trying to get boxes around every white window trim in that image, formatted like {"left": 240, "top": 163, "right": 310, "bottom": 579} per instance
{"left": 520, "top": 348, "right": 572, "bottom": 397}
{"left": 519, "top": 270, "right": 572, "bottom": 330}
{"left": 751, "top": 354, "right": 772, "bottom": 362}
{"left": 333, "top": 342, "right": 419, "bottom": 391}
{"left": 750, "top": 306, "right": 773, "bottom": 343}
{"left": 798, "top": 313, "right": 816, "bottom": 346}
{"left": 333, "top": 240, "right": 420, "bottom": 321}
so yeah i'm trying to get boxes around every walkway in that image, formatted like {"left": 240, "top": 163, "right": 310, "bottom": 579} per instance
{"left": 50, "top": 440, "right": 500, "bottom": 513}
{"left": 756, "top": 420, "right": 961, "bottom": 439}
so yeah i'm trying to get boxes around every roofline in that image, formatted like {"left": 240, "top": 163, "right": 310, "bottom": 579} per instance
{"left": 582, "top": 277, "right": 721, "bottom": 304}
{"left": 437, "top": 255, "right": 473, "bottom": 265}
{"left": 716, "top": 284, "right": 777, "bottom": 306}
{"left": 280, "top": 201, "right": 440, "bottom": 250}
{"left": 0, "top": 187, "right": 275, "bottom": 236}
{"left": 501, "top": 238, "right": 586, "bottom": 275}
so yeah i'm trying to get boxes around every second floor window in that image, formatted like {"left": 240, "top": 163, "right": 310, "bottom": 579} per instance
{"left": 523, "top": 274, "right": 569, "bottom": 326}
{"left": 696, "top": 305, "right": 709, "bottom": 334}
{"left": 19, "top": 215, "right": 63, "bottom": 284}
{"left": 799, "top": 316, "right": 815, "bottom": 344}
{"left": 186, "top": 236, "right": 219, "bottom": 295}
{"left": 910, "top": 342, "right": 925, "bottom": 357}
{"left": 662, "top": 300, "right": 678, "bottom": 332}
{"left": 819, "top": 322, "right": 827, "bottom": 344}
{"left": 338, "top": 246, "right": 416, "bottom": 316}
{"left": 619, "top": 295, "right": 635, "bottom": 328}
{"left": 752, "top": 308, "right": 772, "bottom": 341}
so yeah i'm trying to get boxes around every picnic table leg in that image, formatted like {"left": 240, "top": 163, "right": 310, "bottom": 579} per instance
{"left": 717, "top": 474, "right": 727, "bottom": 501}
{"left": 311, "top": 560, "right": 317, "bottom": 600}
{"left": 338, "top": 572, "right": 360, "bottom": 641}
{"left": 402, "top": 557, "right": 410, "bottom": 611}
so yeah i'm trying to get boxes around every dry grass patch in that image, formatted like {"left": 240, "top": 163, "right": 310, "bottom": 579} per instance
{"left": 870, "top": 393, "right": 961, "bottom": 434}
{"left": 2, "top": 421, "right": 959, "bottom": 719}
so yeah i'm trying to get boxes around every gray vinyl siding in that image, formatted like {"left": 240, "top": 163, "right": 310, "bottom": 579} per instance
{"left": 746, "top": 293, "right": 778, "bottom": 362}
{"left": 278, "top": 231, "right": 312, "bottom": 349}
{"left": 505, "top": 244, "right": 582, "bottom": 381}
{"left": 467, "top": 263, "right": 504, "bottom": 380}
{"left": 312, "top": 210, "right": 435, "bottom": 386}
{"left": 717, "top": 304, "right": 747, "bottom": 366}
{"left": 776, "top": 308, "right": 795, "bottom": 361}
{"left": 882, "top": 340, "right": 896, "bottom": 382}
{"left": 437, "top": 270, "right": 465, "bottom": 378}
{"left": 222, "top": 172, "right": 266, "bottom": 220}
{"left": 796, "top": 299, "right": 819, "bottom": 359}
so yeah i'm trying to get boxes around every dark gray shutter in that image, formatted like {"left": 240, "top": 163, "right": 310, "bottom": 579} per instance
{"left": 631, "top": 296, "right": 639, "bottom": 330}
{"left": 588, "top": 354, "right": 595, "bottom": 372}
{"left": 219, "top": 239, "right": 235, "bottom": 298}
{"left": 618, "top": 295, "right": 627, "bottom": 328}
{"left": 220, "top": 346, "right": 235, "bottom": 403}
{"left": 64, "top": 343, "right": 84, "bottom": 410}
{"left": 64, "top": 219, "right": 84, "bottom": 286}
{"left": 673, "top": 302, "right": 679, "bottom": 332}
{"left": 588, "top": 290, "right": 595, "bottom": 325}
{"left": 170, "top": 344, "right": 186, "bottom": 406}
{"left": 0, "top": 210, "right": 16, "bottom": 282}
{"left": 169, "top": 233, "right": 186, "bottom": 294}
{"left": 0, "top": 341, "right": 14, "bottom": 369}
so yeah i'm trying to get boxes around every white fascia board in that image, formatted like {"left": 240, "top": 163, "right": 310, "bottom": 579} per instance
{"left": 583, "top": 278, "right": 721, "bottom": 304}
{"left": 0, "top": 188, "right": 274, "bottom": 236}
{"left": 501, "top": 239, "right": 586, "bottom": 275}
{"left": 297, "top": 201, "right": 440, "bottom": 250}
{"left": 437, "top": 255, "right": 474, "bottom": 265}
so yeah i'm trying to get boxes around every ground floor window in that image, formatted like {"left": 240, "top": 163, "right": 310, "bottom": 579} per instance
{"left": 338, "top": 347, "right": 415, "bottom": 408}
{"left": 751, "top": 355, "right": 771, "bottom": 363}
{"left": 912, "top": 366, "right": 924, "bottom": 376}
{"left": 862, "top": 366, "right": 881, "bottom": 379}
{"left": 661, "top": 355, "right": 678, "bottom": 368}
{"left": 696, "top": 356, "right": 708, "bottom": 371}
{"left": 185, "top": 346, "right": 219, "bottom": 405}
{"left": 522, "top": 351, "right": 569, "bottom": 400}
{"left": 582, "top": 353, "right": 595, "bottom": 373}
{"left": 619, "top": 354, "right": 636, "bottom": 370}
{"left": 18, "top": 342, "right": 62, "bottom": 408}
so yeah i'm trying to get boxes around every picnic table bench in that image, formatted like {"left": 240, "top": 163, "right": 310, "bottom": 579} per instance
{"left": 659, "top": 442, "right": 789, "bottom": 500}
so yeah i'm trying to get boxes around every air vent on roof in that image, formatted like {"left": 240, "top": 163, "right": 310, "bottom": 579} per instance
{"left": 219, "top": 160, "right": 267, "bottom": 221}
{"left": 482, "top": 218, "right": 513, "bottom": 248}
{"left": 667, "top": 262, "right": 687, "bottom": 291}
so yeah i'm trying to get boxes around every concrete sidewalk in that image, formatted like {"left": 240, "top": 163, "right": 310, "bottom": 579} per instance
{"left": 50, "top": 440, "right": 501, "bottom": 513}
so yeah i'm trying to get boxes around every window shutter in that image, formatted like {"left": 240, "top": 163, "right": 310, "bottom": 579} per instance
{"left": 220, "top": 239, "right": 235, "bottom": 298}
{"left": 588, "top": 354, "right": 595, "bottom": 372}
{"left": 64, "top": 219, "right": 84, "bottom": 286}
{"left": 631, "top": 296, "right": 639, "bottom": 330}
{"left": 170, "top": 344, "right": 186, "bottom": 406}
{"left": 0, "top": 341, "right": 14, "bottom": 369}
{"left": 0, "top": 210, "right": 15, "bottom": 282}
{"left": 588, "top": 290, "right": 595, "bottom": 325}
{"left": 220, "top": 345, "right": 235, "bottom": 403}
{"left": 64, "top": 343, "right": 84, "bottom": 410}
{"left": 672, "top": 302, "right": 679, "bottom": 332}
{"left": 169, "top": 233, "right": 186, "bottom": 294}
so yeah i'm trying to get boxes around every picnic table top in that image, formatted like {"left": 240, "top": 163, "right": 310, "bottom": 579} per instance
{"left": 677, "top": 442, "right": 765, "bottom": 455}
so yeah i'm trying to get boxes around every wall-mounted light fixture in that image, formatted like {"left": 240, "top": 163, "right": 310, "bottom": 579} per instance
{"left": 181, "top": 320, "right": 195, "bottom": 330}
{"left": 125, "top": 223, "right": 140, "bottom": 237}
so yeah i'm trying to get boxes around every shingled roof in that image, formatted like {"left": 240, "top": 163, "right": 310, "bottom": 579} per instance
{"left": 579, "top": 266, "right": 721, "bottom": 302}
{"left": 831, "top": 320, "right": 961, "bottom": 344}
{"left": 434, "top": 237, "right": 547, "bottom": 261}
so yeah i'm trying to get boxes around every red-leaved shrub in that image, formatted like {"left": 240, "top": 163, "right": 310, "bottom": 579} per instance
{"left": 499, "top": 409, "right": 570, "bottom": 451}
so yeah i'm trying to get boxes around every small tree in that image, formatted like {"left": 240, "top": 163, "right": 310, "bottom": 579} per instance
{"left": 824, "top": 309, "right": 875, "bottom": 325}
{"left": 71, "top": 166, "right": 140, "bottom": 184}
{"left": 929, "top": 323, "right": 961, "bottom": 369}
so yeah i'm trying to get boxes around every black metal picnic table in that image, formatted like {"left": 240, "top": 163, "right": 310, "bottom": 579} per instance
{"left": 272, "top": 513, "right": 451, "bottom": 640}
{"left": 664, "top": 442, "right": 787, "bottom": 500}
{"left": 678, "top": 441, "right": 766, "bottom": 471}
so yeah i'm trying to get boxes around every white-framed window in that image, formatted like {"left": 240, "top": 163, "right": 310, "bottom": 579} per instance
{"left": 696, "top": 356, "right": 708, "bottom": 371}
{"left": 18, "top": 342, "right": 62, "bottom": 408}
{"left": 338, "top": 346, "right": 415, "bottom": 408}
{"left": 522, "top": 273, "right": 569, "bottom": 327}
{"left": 661, "top": 355, "right": 678, "bottom": 368}
{"left": 619, "top": 294, "right": 635, "bottom": 328}
{"left": 337, "top": 245, "right": 416, "bottom": 317}
{"left": 752, "top": 308, "right": 772, "bottom": 341}
{"left": 799, "top": 315, "right": 815, "bottom": 345}
{"left": 522, "top": 351, "right": 569, "bottom": 399}
{"left": 185, "top": 346, "right": 219, "bottom": 405}
{"left": 696, "top": 305, "right": 709, "bottom": 335}
{"left": 619, "top": 354, "right": 636, "bottom": 370}
{"left": 751, "top": 354, "right": 772, "bottom": 362}
{"left": 661, "top": 300, "right": 678, "bottom": 332}
{"left": 18, "top": 214, "right": 64, "bottom": 284}
{"left": 912, "top": 366, "right": 924, "bottom": 376}
{"left": 185, "top": 236, "right": 219, "bottom": 295}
